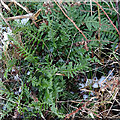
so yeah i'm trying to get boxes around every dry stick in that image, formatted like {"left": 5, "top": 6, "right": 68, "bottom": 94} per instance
{"left": 53, "top": 0, "right": 88, "bottom": 46}
{"left": 10, "top": 0, "right": 39, "bottom": 28}
{"left": 110, "top": 1, "right": 120, "bottom": 16}
{"left": 54, "top": 0, "right": 88, "bottom": 40}
{"left": 1, "top": 0, "right": 11, "bottom": 11}
{"left": 116, "top": 1, "right": 120, "bottom": 76}
{"left": 56, "top": 100, "right": 86, "bottom": 104}
{"left": 84, "top": 107, "right": 102, "bottom": 118}
{"left": 90, "top": 0, "right": 93, "bottom": 16}
{"left": 106, "top": 95, "right": 116, "bottom": 116}
{"left": 11, "top": 0, "right": 30, "bottom": 13}
{"left": 6, "top": 13, "right": 39, "bottom": 28}
{"left": 106, "top": 86, "right": 120, "bottom": 105}
{"left": 93, "top": 0, "right": 120, "bottom": 36}
{"left": 64, "top": 97, "right": 98, "bottom": 119}
{"left": 110, "top": 113, "right": 120, "bottom": 119}
{"left": 64, "top": 100, "right": 85, "bottom": 120}
{"left": 6, "top": 13, "right": 33, "bottom": 21}
{"left": 93, "top": 0, "right": 120, "bottom": 76}
{"left": 0, "top": 13, "right": 12, "bottom": 30}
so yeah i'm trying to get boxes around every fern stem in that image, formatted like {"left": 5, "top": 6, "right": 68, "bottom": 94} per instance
{"left": 41, "top": 39, "right": 53, "bottom": 61}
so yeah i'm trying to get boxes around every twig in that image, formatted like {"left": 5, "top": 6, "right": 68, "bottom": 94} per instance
{"left": 1, "top": 0, "right": 11, "bottom": 11}
{"left": 115, "top": 0, "right": 120, "bottom": 76}
{"left": 64, "top": 100, "right": 85, "bottom": 120}
{"left": 54, "top": 0, "right": 88, "bottom": 40}
{"left": 56, "top": 100, "right": 85, "bottom": 104}
{"left": 0, "top": 12, "right": 12, "bottom": 30}
{"left": 111, "top": 109, "right": 120, "bottom": 111}
{"left": 106, "top": 99, "right": 115, "bottom": 116}
{"left": 101, "top": 68, "right": 114, "bottom": 85}
{"left": 11, "top": 0, "right": 30, "bottom": 13}
{"left": 55, "top": 73, "right": 65, "bottom": 76}
{"left": 6, "top": 13, "right": 33, "bottom": 21}
{"left": 64, "top": 97, "right": 97, "bottom": 119}
{"left": 53, "top": 0, "right": 89, "bottom": 51}
{"left": 106, "top": 87, "right": 120, "bottom": 105}
{"left": 80, "top": 89, "right": 96, "bottom": 93}
{"left": 109, "top": 113, "right": 120, "bottom": 118}
{"left": 9, "top": 0, "right": 39, "bottom": 28}
{"left": 92, "top": 0, "right": 120, "bottom": 35}
{"left": 110, "top": 1, "right": 120, "bottom": 16}
{"left": 90, "top": 0, "right": 92, "bottom": 16}
{"left": 84, "top": 107, "right": 102, "bottom": 118}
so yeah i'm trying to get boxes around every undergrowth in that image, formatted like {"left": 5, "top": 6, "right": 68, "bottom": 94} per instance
{"left": 0, "top": 1, "right": 119, "bottom": 119}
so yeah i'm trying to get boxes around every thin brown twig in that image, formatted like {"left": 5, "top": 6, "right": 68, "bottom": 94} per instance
{"left": 84, "top": 107, "right": 102, "bottom": 118}
{"left": 56, "top": 100, "right": 85, "bottom": 104}
{"left": 8, "top": 1, "right": 39, "bottom": 28}
{"left": 93, "top": 0, "right": 120, "bottom": 35}
{"left": 64, "top": 100, "right": 85, "bottom": 120}
{"left": 53, "top": 0, "right": 88, "bottom": 42}
{"left": 106, "top": 99, "right": 116, "bottom": 116}
{"left": 64, "top": 97, "right": 98, "bottom": 119}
